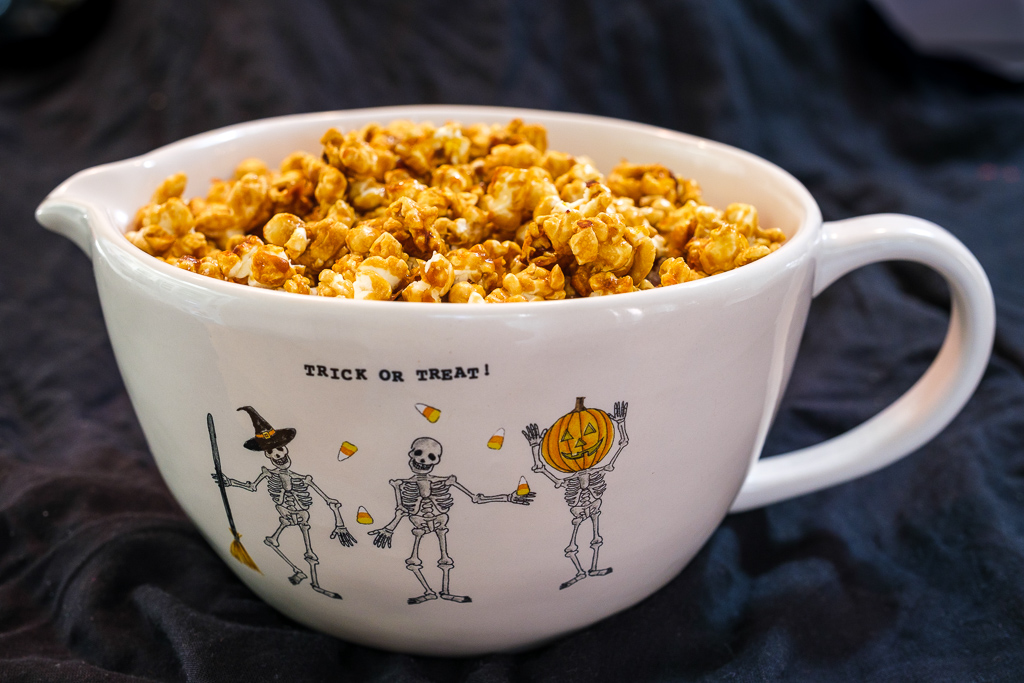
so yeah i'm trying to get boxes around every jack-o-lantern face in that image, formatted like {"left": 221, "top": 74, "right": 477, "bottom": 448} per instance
{"left": 541, "top": 397, "right": 614, "bottom": 473}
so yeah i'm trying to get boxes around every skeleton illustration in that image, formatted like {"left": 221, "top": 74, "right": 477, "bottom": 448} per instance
{"left": 523, "top": 398, "right": 629, "bottom": 589}
{"left": 211, "top": 406, "right": 356, "bottom": 599}
{"left": 369, "top": 437, "right": 535, "bottom": 604}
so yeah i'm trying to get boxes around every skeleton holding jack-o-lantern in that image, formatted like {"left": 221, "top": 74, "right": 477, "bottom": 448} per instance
{"left": 369, "top": 437, "right": 535, "bottom": 604}
{"left": 523, "top": 398, "right": 629, "bottom": 589}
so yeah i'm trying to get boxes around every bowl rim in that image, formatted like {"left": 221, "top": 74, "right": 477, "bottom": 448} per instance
{"left": 46, "top": 104, "right": 823, "bottom": 315}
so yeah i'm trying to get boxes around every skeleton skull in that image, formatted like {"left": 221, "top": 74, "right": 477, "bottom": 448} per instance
{"left": 265, "top": 445, "right": 291, "bottom": 469}
{"left": 408, "top": 437, "right": 442, "bottom": 474}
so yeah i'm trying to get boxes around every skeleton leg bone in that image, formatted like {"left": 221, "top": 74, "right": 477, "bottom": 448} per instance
{"left": 295, "top": 513, "right": 341, "bottom": 599}
{"left": 265, "top": 516, "right": 307, "bottom": 585}
{"left": 435, "top": 514, "right": 470, "bottom": 603}
{"left": 406, "top": 522, "right": 438, "bottom": 604}
{"left": 560, "top": 510, "right": 588, "bottom": 590}
{"left": 587, "top": 507, "right": 612, "bottom": 578}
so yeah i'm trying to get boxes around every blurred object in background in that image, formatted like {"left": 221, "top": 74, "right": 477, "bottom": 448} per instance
{"left": 871, "top": 0, "right": 1024, "bottom": 80}
{"left": 0, "top": 0, "right": 113, "bottom": 69}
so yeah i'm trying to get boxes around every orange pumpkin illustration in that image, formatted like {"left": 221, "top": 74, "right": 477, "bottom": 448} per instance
{"left": 541, "top": 397, "right": 614, "bottom": 473}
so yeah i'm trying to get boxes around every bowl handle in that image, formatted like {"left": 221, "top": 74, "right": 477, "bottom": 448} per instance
{"left": 730, "top": 214, "right": 995, "bottom": 512}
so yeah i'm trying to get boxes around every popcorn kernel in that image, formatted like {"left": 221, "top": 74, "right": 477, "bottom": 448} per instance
{"left": 126, "top": 119, "right": 785, "bottom": 301}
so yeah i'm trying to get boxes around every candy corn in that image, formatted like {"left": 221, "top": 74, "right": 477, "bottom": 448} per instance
{"left": 487, "top": 428, "right": 505, "bottom": 450}
{"left": 337, "top": 441, "right": 358, "bottom": 459}
{"left": 415, "top": 403, "right": 441, "bottom": 423}
{"left": 356, "top": 506, "right": 373, "bottom": 525}
{"left": 516, "top": 476, "right": 530, "bottom": 496}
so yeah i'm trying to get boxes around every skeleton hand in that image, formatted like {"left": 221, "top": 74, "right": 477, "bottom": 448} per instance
{"left": 331, "top": 525, "right": 357, "bottom": 547}
{"left": 613, "top": 401, "right": 628, "bottom": 425}
{"left": 510, "top": 491, "right": 536, "bottom": 505}
{"left": 522, "top": 423, "right": 542, "bottom": 448}
{"left": 211, "top": 472, "right": 235, "bottom": 487}
{"left": 367, "top": 528, "right": 393, "bottom": 549}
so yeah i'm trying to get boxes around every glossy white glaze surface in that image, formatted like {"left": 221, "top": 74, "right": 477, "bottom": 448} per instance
{"left": 36, "top": 106, "right": 993, "bottom": 655}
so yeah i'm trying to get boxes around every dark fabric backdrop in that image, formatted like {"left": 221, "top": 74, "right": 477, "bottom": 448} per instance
{"left": 1, "top": 0, "right": 1022, "bottom": 680}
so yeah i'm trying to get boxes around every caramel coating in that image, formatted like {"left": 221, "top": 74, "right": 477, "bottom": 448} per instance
{"left": 128, "top": 119, "right": 786, "bottom": 301}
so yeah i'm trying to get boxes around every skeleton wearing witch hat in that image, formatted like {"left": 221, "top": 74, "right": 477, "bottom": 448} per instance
{"left": 211, "top": 406, "right": 356, "bottom": 599}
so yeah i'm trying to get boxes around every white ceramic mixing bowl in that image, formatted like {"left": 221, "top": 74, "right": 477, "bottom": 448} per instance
{"left": 36, "top": 106, "right": 994, "bottom": 655}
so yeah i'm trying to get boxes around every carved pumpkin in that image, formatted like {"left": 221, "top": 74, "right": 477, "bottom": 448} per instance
{"left": 541, "top": 397, "right": 614, "bottom": 473}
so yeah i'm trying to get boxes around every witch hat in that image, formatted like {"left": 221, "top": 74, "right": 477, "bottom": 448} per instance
{"left": 238, "top": 406, "right": 296, "bottom": 451}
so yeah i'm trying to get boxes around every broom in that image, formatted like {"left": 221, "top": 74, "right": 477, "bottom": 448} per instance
{"left": 207, "top": 413, "right": 261, "bottom": 573}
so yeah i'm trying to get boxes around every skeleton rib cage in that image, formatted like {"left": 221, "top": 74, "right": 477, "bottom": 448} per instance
{"left": 396, "top": 478, "right": 455, "bottom": 515}
{"left": 563, "top": 470, "right": 607, "bottom": 506}
{"left": 264, "top": 467, "right": 314, "bottom": 511}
